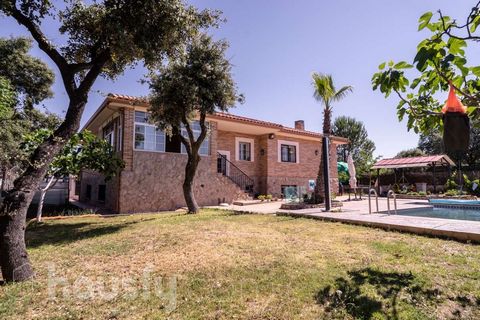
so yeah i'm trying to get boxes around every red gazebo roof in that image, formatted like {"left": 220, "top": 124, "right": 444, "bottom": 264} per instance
{"left": 371, "top": 155, "right": 455, "bottom": 169}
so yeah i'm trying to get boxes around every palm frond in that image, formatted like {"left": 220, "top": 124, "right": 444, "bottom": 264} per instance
{"left": 312, "top": 72, "right": 334, "bottom": 105}
{"left": 332, "top": 85, "right": 353, "bottom": 102}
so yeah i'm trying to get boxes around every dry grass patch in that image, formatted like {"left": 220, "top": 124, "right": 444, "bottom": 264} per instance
{"left": 0, "top": 209, "right": 479, "bottom": 319}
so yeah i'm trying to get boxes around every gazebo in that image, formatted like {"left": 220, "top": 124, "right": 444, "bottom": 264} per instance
{"left": 371, "top": 155, "right": 455, "bottom": 193}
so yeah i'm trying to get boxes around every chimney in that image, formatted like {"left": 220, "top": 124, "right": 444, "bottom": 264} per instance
{"left": 294, "top": 120, "right": 305, "bottom": 131}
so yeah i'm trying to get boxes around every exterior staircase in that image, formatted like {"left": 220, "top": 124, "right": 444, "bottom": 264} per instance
{"left": 217, "top": 152, "right": 255, "bottom": 198}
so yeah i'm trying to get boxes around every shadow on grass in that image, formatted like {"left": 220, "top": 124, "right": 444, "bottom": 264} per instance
{"left": 315, "top": 267, "right": 479, "bottom": 319}
{"left": 25, "top": 219, "right": 151, "bottom": 248}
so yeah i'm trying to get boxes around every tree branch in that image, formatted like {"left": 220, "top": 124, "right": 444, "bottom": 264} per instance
{"left": 394, "top": 89, "right": 441, "bottom": 116}
{"left": 438, "top": 7, "right": 480, "bottom": 41}
{"left": 431, "top": 60, "right": 480, "bottom": 104}
{"left": 8, "top": 4, "right": 77, "bottom": 96}
{"left": 77, "top": 49, "right": 111, "bottom": 95}
{"left": 195, "top": 111, "right": 208, "bottom": 149}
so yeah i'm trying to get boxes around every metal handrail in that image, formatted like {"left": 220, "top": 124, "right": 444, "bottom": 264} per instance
{"left": 217, "top": 152, "right": 254, "bottom": 193}
{"left": 387, "top": 190, "right": 397, "bottom": 215}
{"left": 368, "top": 188, "right": 379, "bottom": 214}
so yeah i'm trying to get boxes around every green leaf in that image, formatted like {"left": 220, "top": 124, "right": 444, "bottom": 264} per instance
{"left": 467, "top": 106, "right": 477, "bottom": 115}
{"left": 378, "top": 62, "right": 386, "bottom": 70}
{"left": 471, "top": 66, "right": 480, "bottom": 77}
{"left": 414, "top": 47, "right": 432, "bottom": 72}
{"left": 418, "top": 12, "right": 433, "bottom": 31}
{"left": 471, "top": 15, "right": 480, "bottom": 33}
{"left": 448, "top": 38, "right": 466, "bottom": 55}
{"left": 394, "top": 61, "right": 413, "bottom": 69}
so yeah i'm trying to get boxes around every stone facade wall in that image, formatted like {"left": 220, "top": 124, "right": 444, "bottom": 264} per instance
{"left": 79, "top": 170, "right": 119, "bottom": 212}
{"left": 118, "top": 152, "right": 248, "bottom": 213}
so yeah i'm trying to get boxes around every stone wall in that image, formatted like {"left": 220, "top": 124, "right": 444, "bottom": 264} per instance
{"left": 79, "top": 170, "right": 119, "bottom": 212}
{"left": 118, "top": 151, "right": 249, "bottom": 213}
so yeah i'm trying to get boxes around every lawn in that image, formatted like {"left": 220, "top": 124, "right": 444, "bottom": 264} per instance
{"left": 1, "top": 209, "right": 480, "bottom": 319}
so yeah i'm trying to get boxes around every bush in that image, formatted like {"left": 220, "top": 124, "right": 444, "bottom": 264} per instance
{"left": 418, "top": 191, "right": 426, "bottom": 196}
{"left": 265, "top": 194, "right": 273, "bottom": 200}
{"left": 444, "top": 189, "right": 460, "bottom": 197}
{"left": 258, "top": 195, "right": 266, "bottom": 201}
{"left": 463, "top": 174, "right": 480, "bottom": 196}
{"left": 338, "top": 171, "right": 349, "bottom": 184}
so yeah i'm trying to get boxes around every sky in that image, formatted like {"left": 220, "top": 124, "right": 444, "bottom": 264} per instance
{"left": 0, "top": 0, "right": 475, "bottom": 158}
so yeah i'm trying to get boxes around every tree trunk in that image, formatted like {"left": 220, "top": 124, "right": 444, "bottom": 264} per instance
{"left": 183, "top": 153, "right": 201, "bottom": 214}
{"left": 36, "top": 176, "right": 58, "bottom": 223}
{"left": 0, "top": 190, "right": 34, "bottom": 282}
{"left": 0, "top": 97, "right": 87, "bottom": 282}
{"left": 1, "top": 169, "right": 6, "bottom": 194}
{"left": 36, "top": 189, "right": 47, "bottom": 223}
{"left": 314, "top": 148, "right": 325, "bottom": 204}
{"left": 323, "top": 107, "right": 332, "bottom": 135}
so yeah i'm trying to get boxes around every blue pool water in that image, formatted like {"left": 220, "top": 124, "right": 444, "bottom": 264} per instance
{"left": 429, "top": 199, "right": 480, "bottom": 205}
{"left": 398, "top": 207, "right": 480, "bottom": 221}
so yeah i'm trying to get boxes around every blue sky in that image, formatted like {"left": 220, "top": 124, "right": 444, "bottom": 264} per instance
{"left": 0, "top": 1, "right": 474, "bottom": 158}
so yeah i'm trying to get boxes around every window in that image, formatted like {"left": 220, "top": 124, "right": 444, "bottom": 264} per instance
{"left": 180, "top": 121, "right": 210, "bottom": 156}
{"left": 239, "top": 142, "right": 251, "bottom": 161}
{"left": 116, "top": 119, "right": 122, "bottom": 151}
{"left": 98, "top": 185, "right": 106, "bottom": 202}
{"left": 102, "top": 121, "right": 115, "bottom": 147}
{"left": 134, "top": 112, "right": 209, "bottom": 155}
{"left": 281, "top": 144, "right": 296, "bottom": 163}
{"left": 134, "top": 111, "right": 165, "bottom": 152}
{"left": 277, "top": 140, "right": 299, "bottom": 163}
{"left": 102, "top": 117, "right": 122, "bottom": 151}
{"left": 235, "top": 137, "right": 254, "bottom": 162}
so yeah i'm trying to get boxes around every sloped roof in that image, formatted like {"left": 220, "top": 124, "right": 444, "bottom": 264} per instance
{"left": 371, "top": 155, "right": 455, "bottom": 169}
{"left": 103, "top": 93, "right": 349, "bottom": 143}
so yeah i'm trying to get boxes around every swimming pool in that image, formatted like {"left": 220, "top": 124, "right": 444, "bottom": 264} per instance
{"left": 429, "top": 199, "right": 480, "bottom": 205}
{"left": 397, "top": 207, "right": 480, "bottom": 222}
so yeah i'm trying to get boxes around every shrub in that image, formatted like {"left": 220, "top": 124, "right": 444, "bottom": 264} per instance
{"left": 418, "top": 191, "right": 427, "bottom": 196}
{"left": 444, "top": 189, "right": 459, "bottom": 197}
{"left": 266, "top": 194, "right": 273, "bottom": 200}
{"left": 463, "top": 174, "right": 480, "bottom": 196}
{"left": 258, "top": 195, "right": 266, "bottom": 201}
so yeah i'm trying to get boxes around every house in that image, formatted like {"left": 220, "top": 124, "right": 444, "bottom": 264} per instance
{"left": 78, "top": 94, "right": 348, "bottom": 213}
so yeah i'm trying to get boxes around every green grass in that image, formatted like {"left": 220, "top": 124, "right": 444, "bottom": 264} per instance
{"left": 1, "top": 210, "right": 480, "bottom": 319}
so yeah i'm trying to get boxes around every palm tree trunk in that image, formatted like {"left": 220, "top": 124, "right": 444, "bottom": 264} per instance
{"left": 314, "top": 150, "right": 326, "bottom": 204}
{"left": 323, "top": 107, "right": 332, "bottom": 135}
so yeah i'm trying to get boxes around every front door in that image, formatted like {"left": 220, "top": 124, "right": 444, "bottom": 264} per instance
{"left": 217, "top": 150, "right": 230, "bottom": 176}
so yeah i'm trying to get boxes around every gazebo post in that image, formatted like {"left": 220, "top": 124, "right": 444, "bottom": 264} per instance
{"left": 377, "top": 168, "right": 380, "bottom": 195}
{"left": 432, "top": 163, "right": 436, "bottom": 193}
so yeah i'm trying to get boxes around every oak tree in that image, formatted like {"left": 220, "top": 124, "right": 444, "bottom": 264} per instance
{"left": 149, "top": 34, "right": 243, "bottom": 213}
{"left": 0, "top": 0, "right": 219, "bottom": 282}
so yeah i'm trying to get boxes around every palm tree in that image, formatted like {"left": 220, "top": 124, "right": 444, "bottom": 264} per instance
{"left": 312, "top": 73, "right": 353, "bottom": 204}
{"left": 312, "top": 73, "right": 353, "bottom": 134}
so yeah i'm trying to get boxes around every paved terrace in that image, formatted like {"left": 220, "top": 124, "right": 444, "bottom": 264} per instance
{"left": 212, "top": 196, "right": 480, "bottom": 243}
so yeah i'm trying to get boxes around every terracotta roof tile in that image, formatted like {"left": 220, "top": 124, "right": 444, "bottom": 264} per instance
{"left": 108, "top": 93, "right": 148, "bottom": 103}
{"left": 105, "top": 93, "right": 347, "bottom": 142}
